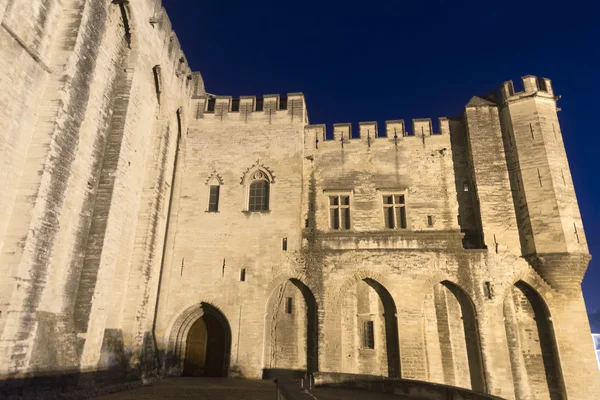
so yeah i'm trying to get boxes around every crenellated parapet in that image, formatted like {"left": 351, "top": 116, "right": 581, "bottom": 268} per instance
{"left": 191, "top": 93, "right": 306, "bottom": 122}
{"left": 499, "top": 75, "right": 554, "bottom": 102}
{"left": 305, "top": 118, "right": 451, "bottom": 151}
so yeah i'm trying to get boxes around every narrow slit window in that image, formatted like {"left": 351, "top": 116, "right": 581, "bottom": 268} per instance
{"left": 383, "top": 195, "right": 407, "bottom": 229}
{"left": 329, "top": 195, "right": 351, "bottom": 230}
{"left": 427, "top": 215, "right": 433, "bottom": 227}
{"left": 240, "top": 268, "right": 246, "bottom": 282}
{"left": 282, "top": 238, "right": 287, "bottom": 251}
{"left": 362, "top": 321, "right": 375, "bottom": 349}
{"left": 285, "top": 297, "right": 293, "bottom": 314}
{"left": 208, "top": 185, "right": 220, "bottom": 212}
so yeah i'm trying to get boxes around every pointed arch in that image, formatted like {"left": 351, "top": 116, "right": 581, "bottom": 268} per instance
{"left": 240, "top": 161, "right": 275, "bottom": 185}
{"left": 422, "top": 280, "right": 486, "bottom": 392}
{"left": 263, "top": 278, "right": 319, "bottom": 375}
{"left": 503, "top": 280, "right": 564, "bottom": 400}
{"left": 166, "top": 302, "right": 232, "bottom": 377}
{"left": 336, "top": 274, "right": 400, "bottom": 378}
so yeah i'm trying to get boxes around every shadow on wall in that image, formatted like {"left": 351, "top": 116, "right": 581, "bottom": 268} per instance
{"left": 0, "top": 330, "right": 162, "bottom": 399}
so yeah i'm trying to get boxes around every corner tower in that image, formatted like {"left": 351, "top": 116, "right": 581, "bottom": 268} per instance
{"left": 498, "top": 76, "right": 589, "bottom": 289}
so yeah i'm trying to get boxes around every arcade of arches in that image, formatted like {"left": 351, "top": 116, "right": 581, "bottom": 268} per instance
{"left": 172, "top": 280, "right": 563, "bottom": 399}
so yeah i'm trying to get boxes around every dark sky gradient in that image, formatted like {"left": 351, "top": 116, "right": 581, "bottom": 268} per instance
{"left": 162, "top": 0, "right": 600, "bottom": 313}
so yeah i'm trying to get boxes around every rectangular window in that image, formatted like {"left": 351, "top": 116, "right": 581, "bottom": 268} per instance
{"left": 329, "top": 195, "right": 351, "bottom": 230}
{"left": 282, "top": 238, "right": 287, "bottom": 251}
{"left": 362, "top": 321, "right": 375, "bottom": 349}
{"left": 285, "top": 297, "right": 293, "bottom": 314}
{"left": 463, "top": 182, "right": 469, "bottom": 192}
{"left": 208, "top": 185, "right": 220, "bottom": 212}
{"left": 240, "top": 268, "right": 246, "bottom": 282}
{"left": 383, "top": 195, "right": 407, "bottom": 229}
{"left": 427, "top": 215, "right": 433, "bottom": 227}
{"left": 248, "top": 181, "right": 269, "bottom": 211}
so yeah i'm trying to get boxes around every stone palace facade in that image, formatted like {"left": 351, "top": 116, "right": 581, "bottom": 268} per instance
{"left": 0, "top": 1, "right": 598, "bottom": 399}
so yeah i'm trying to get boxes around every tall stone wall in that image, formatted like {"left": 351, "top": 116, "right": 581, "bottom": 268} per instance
{"left": 0, "top": 2, "right": 598, "bottom": 399}
{"left": 0, "top": 0, "right": 196, "bottom": 392}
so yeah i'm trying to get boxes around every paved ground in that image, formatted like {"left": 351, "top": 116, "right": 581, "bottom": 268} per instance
{"left": 94, "top": 378, "right": 274, "bottom": 399}
{"left": 313, "top": 387, "right": 412, "bottom": 399}
{"left": 93, "top": 377, "right": 414, "bottom": 399}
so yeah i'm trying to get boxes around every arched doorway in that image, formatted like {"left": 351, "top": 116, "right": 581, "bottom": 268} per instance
{"left": 503, "top": 281, "right": 564, "bottom": 400}
{"left": 183, "top": 303, "right": 231, "bottom": 377}
{"left": 340, "top": 278, "right": 400, "bottom": 378}
{"left": 423, "top": 281, "right": 485, "bottom": 392}
{"left": 264, "top": 279, "right": 318, "bottom": 374}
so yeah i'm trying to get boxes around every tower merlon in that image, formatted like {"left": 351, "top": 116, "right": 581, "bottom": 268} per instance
{"left": 305, "top": 124, "right": 327, "bottom": 142}
{"left": 333, "top": 123, "right": 352, "bottom": 141}
{"left": 500, "top": 76, "right": 554, "bottom": 102}
{"left": 385, "top": 120, "right": 405, "bottom": 138}
{"left": 358, "top": 121, "right": 378, "bottom": 139}
{"left": 413, "top": 118, "right": 433, "bottom": 137}
{"left": 439, "top": 117, "right": 450, "bottom": 135}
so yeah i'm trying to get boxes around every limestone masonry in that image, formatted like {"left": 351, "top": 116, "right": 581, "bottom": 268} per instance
{"left": 0, "top": 1, "right": 598, "bottom": 399}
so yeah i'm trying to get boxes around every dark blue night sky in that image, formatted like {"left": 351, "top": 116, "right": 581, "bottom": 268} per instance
{"left": 163, "top": 0, "right": 600, "bottom": 314}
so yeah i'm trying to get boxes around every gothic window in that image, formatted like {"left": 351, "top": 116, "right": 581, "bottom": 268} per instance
{"left": 240, "top": 162, "right": 275, "bottom": 212}
{"left": 248, "top": 178, "right": 269, "bottom": 211}
{"left": 205, "top": 173, "right": 223, "bottom": 212}
{"left": 329, "top": 195, "right": 351, "bottom": 230}
{"left": 362, "top": 320, "right": 375, "bottom": 349}
{"left": 208, "top": 185, "right": 220, "bottom": 212}
{"left": 383, "top": 195, "right": 407, "bottom": 229}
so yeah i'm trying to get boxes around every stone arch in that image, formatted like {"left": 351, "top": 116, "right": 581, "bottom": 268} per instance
{"left": 422, "top": 280, "right": 486, "bottom": 393}
{"left": 503, "top": 280, "right": 564, "bottom": 400}
{"left": 264, "top": 273, "right": 322, "bottom": 307}
{"left": 240, "top": 161, "right": 276, "bottom": 185}
{"left": 336, "top": 273, "right": 400, "bottom": 378}
{"left": 332, "top": 269, "right": 394, "bottom": 308}
{"left": 166, "top": 301, "right": 232, "bottom": 377}
{"left": 263, "top": 278, "right": 319, "bottom": 375}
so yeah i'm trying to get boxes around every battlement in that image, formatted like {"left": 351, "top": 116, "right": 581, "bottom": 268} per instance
{"left": 305, "top": 118, "right": 450, "bottom": 148}
{"left": 192, "top": 93, "right": 306, "bottom": 121}
{"left": 147, "top": 4, "right": 193, "bottom": 81}
{"left": 500, "top": 75, "right": 554, "bottom": 102}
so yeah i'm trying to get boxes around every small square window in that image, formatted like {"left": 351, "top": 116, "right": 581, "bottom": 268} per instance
{"left": 362, "top": 321, "right": 375, "bottom": 349}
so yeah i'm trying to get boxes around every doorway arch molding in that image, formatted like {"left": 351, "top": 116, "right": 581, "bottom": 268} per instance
{"left": 166, "top": 300, "right": 230, "bottom": 375}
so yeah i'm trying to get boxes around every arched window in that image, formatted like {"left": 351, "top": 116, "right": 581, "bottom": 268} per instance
{"left": 241, "top": 163, "right": 274, "bottom": 212}
{"left": 205, "top": 173, "right": 223, "bottom": 212}
{"left": 248, "top": 174, "right": 269, "bottom": 211}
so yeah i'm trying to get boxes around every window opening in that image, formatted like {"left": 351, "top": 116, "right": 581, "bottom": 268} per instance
{"left": 537, "top": 77, "right": 548, "bottom": 92}
{"left": 208, "top": 185, "right": 220, "bottom": 212}
{"left": 463, "top": 182, "right": 469, "bottom": 192}
{"left": 427, "top": 215, "right": 433, "bottom": 227}
{"left": 240, "top": 268, "right": 246, "bottom": 282}
{"left": 362, "top": 321, "right": 375, "bottom": 349}
{"left": 282, "top": 238, "right": 287, "bottom": 251}
{"left": 285, "top": 297, "right": 293, "bottom": 314}
{"left": 249, "top": 180, "right": 269, "bottom": 211}
{"left": 329, "top": 195, "right": 351, "bottom": 230}
{"left": 383, "top": 195, "right": 407, "bottom": 229}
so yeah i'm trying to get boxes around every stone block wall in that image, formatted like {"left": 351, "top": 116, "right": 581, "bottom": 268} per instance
{"left": 0, "top": 2, "right": 599, "bottom": 399}
{"left": 0, "top": 0, "right": 196, "bottom": 390}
